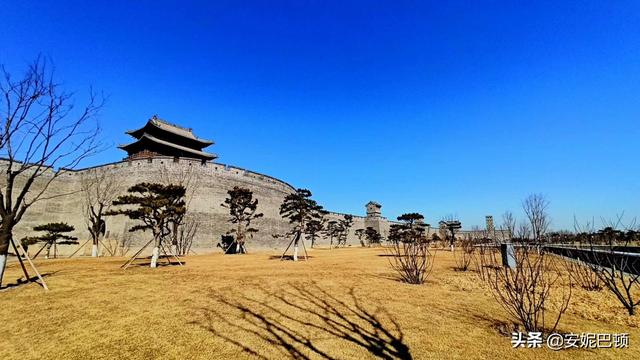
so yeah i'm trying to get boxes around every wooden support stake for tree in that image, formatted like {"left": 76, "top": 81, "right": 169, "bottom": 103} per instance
{"left": 121, "top": 238, "right": 154, "bottom": 270}
{"left": 10, "top": 238, "right": 49, "bottom": 291}
{"left": 159, "top": 245, "right": 169, "bottom": 263}
{"left": 280, "top": 232, "right": 307, "bottom": 261}
{"left": 10, "top": 237, "right": 30, "bottom": 281}
{"left": 171, "top": 252, "right": 183, "bottom": 266}
{"left": 98, "top": 239, "right": 114, "bottom": 256}
{"left": 68, "top": 239, "right": 91, "bottom": 258}
{"left": 160, "top": 245, "right": 172, "bottom": 264}
{"left": 280, "top": 235, "right": 295, "bottom": 261}
{"left": 301, "top": 236, "right": 309, "bottom": 261}
{"left": 33, "top": 243, "right": 48, "bottom": 260}
{"left": 224, "top": 241, "right": 236, "bottom": 255}
{"left": 161, "top": 244, "right": 183, "bottom": 266}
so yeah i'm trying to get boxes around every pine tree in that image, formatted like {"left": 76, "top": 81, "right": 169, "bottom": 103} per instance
{"left": 438, "top": 218, "right": 462, "bottom": 251}
{"left": 305, "top": 219, "right": 325, "bottom": 248}
{"left": 279, "top": 189, "right": 324, "bottom": 261}
{"left": 365, "top": 227, "right": 383, "bottom": 246}
{"left": 106, "top": 183, "right": 186, "bottom": 268}
{"left": 336, "top": 214, "right": 354, "bottom": 247}
{"left": 325, "top": 220, "right": 341, "bottom": 249}
{"left": 355, "top": 229, "right": 366, "bottom": 247}
{"left": 22, "top": 222, "right": 78, "bottom": 259}
{"left": 392, "top": 213, "right": 429, "bottom": 244}
{"left": 221, "top": 186, "right": 263, "bottom": 254}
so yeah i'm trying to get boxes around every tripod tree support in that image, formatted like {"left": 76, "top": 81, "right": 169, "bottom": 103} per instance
{"left": 107, "top": 182, "right": 187, "bottom": 269}
{"left": 280, "top": 232, "right": 308, "bottom": 261}
{"left": 0, "top": 238, "right": 49, "bottom": 291}
{"left": 278, "top": 188, "right": 325, "bottom": 262}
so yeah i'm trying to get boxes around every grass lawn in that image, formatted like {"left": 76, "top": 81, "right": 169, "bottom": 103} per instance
{"left": 0, "top": 247, "right": 638, "bottom": 359}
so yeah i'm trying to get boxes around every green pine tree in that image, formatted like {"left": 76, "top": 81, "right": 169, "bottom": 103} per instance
{"left": 22, "top": 222, "right": 78, "bottom": 259}
{"left": 221, "top": 186, "right": 263, "bottom": 254}
{"left": 106, "top": 182, "right": 186, "bottom": 268}
{"left": 279, "top": 189, "right": 324, "bottom": 261}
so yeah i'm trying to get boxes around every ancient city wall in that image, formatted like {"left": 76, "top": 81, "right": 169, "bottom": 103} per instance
{"left": 3, "top": 156, "right": 486, "bottom": 257}
{"left": 1, "top": 157, "right": 395, "bottom": 256}
{"left": 1, "top": 157, "right": 297, "bottom": 254}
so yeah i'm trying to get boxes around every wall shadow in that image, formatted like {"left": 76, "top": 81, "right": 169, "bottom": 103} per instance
{"left": 191, "top": 282, "right": 413, "bottom": 359}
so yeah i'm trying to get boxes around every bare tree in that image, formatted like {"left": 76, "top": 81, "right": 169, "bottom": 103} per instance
{"left": 501, "top": 211, "right": 516, "bottom": 241}
{"left": 473, "top": 242, "right": 497, "bottom": 283}
{"left": 516, "top": 221, "right": 532, "bottom": 242}
{"left": 454, "top": 238, "right": 475, "bottom": 271}
{"left": 102, "top": 232, "right": 133, "bottom": 257}
{"left": 584, "top": 216, "right": 640, "bottom": 315}
{"left": 563, "top": 253, "right": 603, "bottom": 292}
{"left": 0, "top": 57, "right": 102, "bottom": 287}
{"left": 157, "top": 162, "right": 202, "bottom": 255}
{"left": 80, "top": 168, "right": 121, "bottom": 257}
{"left": 480, "top": 245, "right": 572, "bottom": 333}
{"left": 561, "top": 218, "right": 602, "bottom": 291}
{"left": 387, "top": 213, "right": 434, "bottom": 284}
{"left": 175, "top": 214, "right": 198, "bottom": 256}
{"left": 522, "top": 194, "right": 550, "bottom": 242}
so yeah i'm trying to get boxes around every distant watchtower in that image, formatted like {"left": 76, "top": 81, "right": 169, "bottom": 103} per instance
{"left": 365, "top": 201, "right": 384, "bottom": 236}
{"left": 486, "top": 215, "right": 495, "bottom": 239}
{"left": 366, "top": 201, "right": 382, "bottom": 218}
{"left": 119, "top": 115, "right": 217, "bottom": 163}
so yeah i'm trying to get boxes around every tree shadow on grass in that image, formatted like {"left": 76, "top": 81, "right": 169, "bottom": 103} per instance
{"left": 469, "top": 311, "right": 575, "bottom": 340}
{"left": 268, "top": 255, "right": 316, "bottom": 261}
{"left": 191, "top": 282, "right": 413, "bottom": 359}
{"left": 0, "top": 271, "right": 57, "bottom": 291}
{"left": 127, "top": 255, "right": 185, "bottom": 268}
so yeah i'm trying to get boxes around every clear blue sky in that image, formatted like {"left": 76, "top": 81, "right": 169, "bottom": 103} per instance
{"left": 2, "top": 1, "right": 639, "bottom": 230}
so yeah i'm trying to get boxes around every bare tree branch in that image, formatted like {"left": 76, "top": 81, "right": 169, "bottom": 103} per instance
{"left": 0, "top": 56, "right": 102, "bottom": 285}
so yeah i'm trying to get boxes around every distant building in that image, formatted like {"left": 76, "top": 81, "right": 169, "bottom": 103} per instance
{"left": 365, "top": 201, "right": 384, "bottom": 236}
{"left": 119, "top": 115, "right": 216, "bottom": 163}
{"left": 486, "top": 215, "right": 495, "bottom": 239}
{"left": 366, "top": 201, "right": 382, "bottom": 218}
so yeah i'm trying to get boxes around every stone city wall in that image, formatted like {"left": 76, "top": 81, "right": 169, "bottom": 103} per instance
{"left": 1, "top": 157, "right": 393, "bottom": 255}
{"left": 1, "top": 157, "right": 482, "bottom": 257}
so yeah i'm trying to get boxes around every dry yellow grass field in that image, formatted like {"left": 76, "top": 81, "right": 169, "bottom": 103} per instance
{"left": 0, "top": 247, "right": 638, "bottom": 359}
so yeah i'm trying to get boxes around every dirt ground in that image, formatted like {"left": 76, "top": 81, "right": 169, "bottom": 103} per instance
{"left": 0, "top": 247, "right": 638, "bottom": 359}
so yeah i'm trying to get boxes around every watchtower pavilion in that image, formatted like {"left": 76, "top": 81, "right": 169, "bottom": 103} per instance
{"left": 365, "top": 201, "right": 384, "bottom": 236}
{"left": 119, "top": 115, "right": 216, "bottom": 163}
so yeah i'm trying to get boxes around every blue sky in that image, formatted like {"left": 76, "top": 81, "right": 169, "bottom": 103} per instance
{"left": 2, "top": 1, "right": 639, "bottom": 229}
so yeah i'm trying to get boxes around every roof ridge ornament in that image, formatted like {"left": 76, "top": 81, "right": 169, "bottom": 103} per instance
{"left": 149, "top": 115, "right": 194, "bottom": 133}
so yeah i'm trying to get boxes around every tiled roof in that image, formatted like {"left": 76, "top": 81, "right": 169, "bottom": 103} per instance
{"left": 126, "top": 116, "right": 214, "bottom": 146}
{"left": 119, "top": 133, "right": 216, "bottom": 160}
